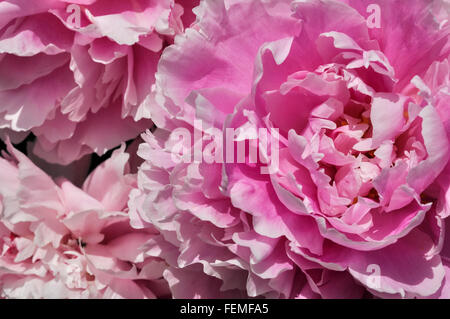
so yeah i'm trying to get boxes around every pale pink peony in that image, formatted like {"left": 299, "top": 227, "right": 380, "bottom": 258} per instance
{"left": 0, "top": 142, "right": 170, "bottom": 299}
{"left": 132, "top": 0, "right": 450, "bottom": 298}
{"left": 0, "top": 0, "right": 197, "bottom": 164}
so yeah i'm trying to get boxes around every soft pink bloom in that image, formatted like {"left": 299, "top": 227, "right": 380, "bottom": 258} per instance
{"left": 132, "top": 0, "right": 450, "bottom": 298}
{"left": 0, "top": 0, "right": 197, "bottom": 164}
{"left": 0, "top": 142, "right": 170, "bottom": 299}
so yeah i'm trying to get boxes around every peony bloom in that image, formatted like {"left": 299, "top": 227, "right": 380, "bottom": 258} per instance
{"left": 0, "top": 142, "right": 170, "bottom": 299}
{"left": 0, "top": 0, "right": 197, "bottom": 164}
{"left": 132, "top": 0, "right": 450, "bottom": 298}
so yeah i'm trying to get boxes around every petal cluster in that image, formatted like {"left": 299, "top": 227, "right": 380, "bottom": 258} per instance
{"left": 0, "top": 143, "right": 169, "bottom": 298}
{"left": 131, "top": 0, "right": 450, "bottom": 298}
{"left": 0, "top": 0, "right": 196, "bottom": 164}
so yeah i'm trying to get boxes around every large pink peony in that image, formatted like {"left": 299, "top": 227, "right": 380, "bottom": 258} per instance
{"left": 0, "top": 142, "right": 170, "bottom": 298}
{"left": 0, "top": 0, "right": 197, "bottom": 164}
{"left": 131, "top": 0, "right": 450, "bottom": 298}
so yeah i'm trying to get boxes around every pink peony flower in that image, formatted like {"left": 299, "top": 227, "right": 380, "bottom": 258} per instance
{"left": 0, "top": 142, "right": 170, "bottom": 299}
{"left": 0, "top": 0, "right": 198, "bottom": 165}
{"left": 132, "top": 0, "right": 450, "bottom": 298}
